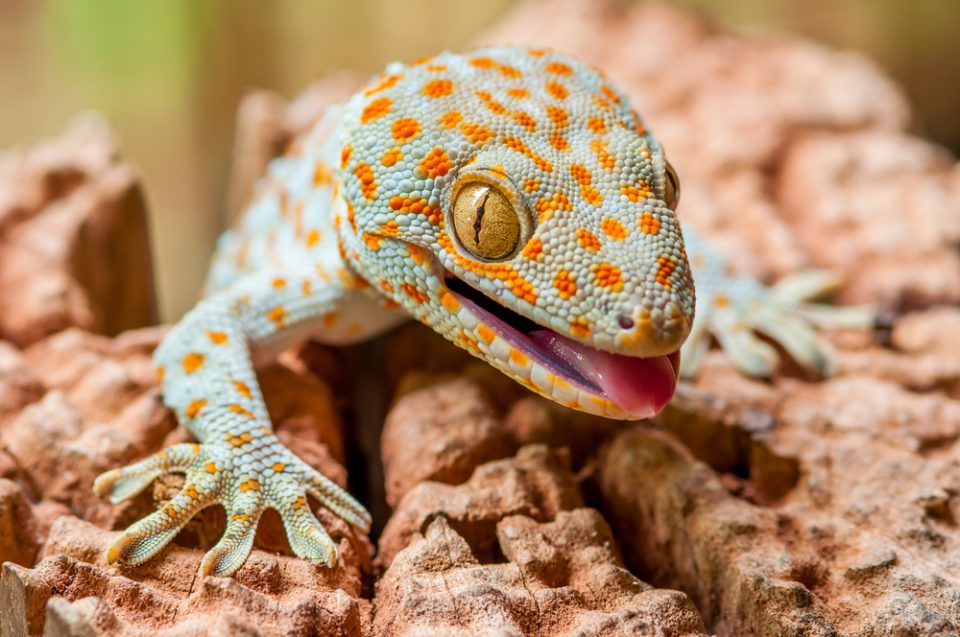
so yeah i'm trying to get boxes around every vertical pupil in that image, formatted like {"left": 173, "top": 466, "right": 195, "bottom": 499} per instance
{"left": 472, "top": 191, "right": 491, "bottom": 246}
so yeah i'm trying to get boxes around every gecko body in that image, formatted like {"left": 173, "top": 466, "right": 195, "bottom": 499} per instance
{"left": 94, "top": 47, "right": 864, "bottom": 576}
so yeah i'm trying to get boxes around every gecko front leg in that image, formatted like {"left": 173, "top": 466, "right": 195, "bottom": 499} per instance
{"left": 680, "top": 228, "right": 875, "bottom": 379}
{"left": 93, "top": 260, "right": 388, "bottom": 576}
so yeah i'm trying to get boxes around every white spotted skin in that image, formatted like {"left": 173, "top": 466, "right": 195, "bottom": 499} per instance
{"left": 94, "top": 47, "right": 865, "bottom": 576}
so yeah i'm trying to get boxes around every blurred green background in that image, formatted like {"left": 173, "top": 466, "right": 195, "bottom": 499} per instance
{"left": 1, "top": 0, "right": 957, "bottom": 321}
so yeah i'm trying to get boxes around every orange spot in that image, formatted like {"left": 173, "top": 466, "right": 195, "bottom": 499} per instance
{"left": 554, "top": 270, "right": 577, "bottom": 299}
{"left": 594, "top": 263, "right": 624, "bottom": 291}
{"left": 503, "top": 136, "right": 552, "bottom": 172}
{"left": 422, "top": 79, "right": 453, "bottom": 98}
{"left": 186, "top": 399, "right": 207, "bottom": 419}
{"left": 441, "top": 292, "right": 461, "bottom": 312}
{"left": 360, "top": 97, "right": 392, "bottom": 123}
{"left": 549, "top": 135, "right": 569, "bottom": 151}
{"left": 570, "top": 164, "right": 603, "bottom": 206}
{"left": 528, "top": 49, "right": 547, "bottom": 57}
{"left": 234, "top": 380, "right": 252, "bottom": 399}
{"left": 388, "top": 195, "right": 441, "bottom": 225}
{"left": 477, "top": 325, "right": 496, "bottom": 344}
{"left": 459, "top": 121, "right": 494, "bottom": 144}
{"left": 640, "top": 212, "right": 661, "bottom": 235}
{"left": 302, "top": 279, "right": 312, "bottom": 295}
{"left": 546, "top": 106, "right": 568, "bottom": 127}
{"left": 570, "top": 164, "right": 591, "bottom": 185}
{"left": 571, "top": 319, "right": 591, "bottom": 338}
{"left": 655, "top": 256, "right": 676, "bottom": 289}
{"left": 546, "top": 81, "right": 568, "bottom": 100}
{"left": 363, "top": 73, "right": 401, "bottom": 96}
{"left": 601, "top": 85, "right": 621, "bottom": 104}
{"left": 182, "top": 353, "right": 204, "bottom": 374}
{"left": 313, "top": 162, "right": 332, "bottom": 186}
{"left": 470, "top": 57, "right": 496, "bottom": 69}
{"left": 232, "top": 513, "right": 249, "bottom": 521}
{"left": 587, "top": 117, "right": 607, "bottom": 134}
{"left": 380, "top": 220, "right": 400, "bottom": 236}
{"left": 459, "top": 332, "right": 482, "bottom": 354}
{"left": 305, "top": 229, "right": 321, "bottom": 247}
{"left": 346, "top": 200, "right": 357, "bottom": 233}
{"left": 713, "top": 294, "right": 731, "bottom": 308}
{"left": 340, "top": 144, "right": 352, "bottom": 168}
{"left": 593, "top": 94, "right": 614, "bottom": 111}
{"left": 601, "top": 218, "right": 628, "bottom": 240}
{"left": 229, "top": 404, "right": 255, "bottom": 419}
{"left": 621, "top": 183, "right": 651, "bottom": 202}
{"left": 238, "top": 480, "right": 259, "bottom": 492}
{"left": 207, "top": 331, "right": 228, "bottom": 345}
{"left": 354, "top": 162, "right": 377, "bottom": 200}
{"left": 156, "top": 366, "right": 165, "bottom": 383}
{"left": 292, "top": 496, "right": 306, "bottom": 510}
{"left": 545, "top": 61, "right": 573, "bottom": 75}
{"left": 402, "top": 283, "right": 430, "bottom": 304}
{"left": 267, "top": 306, "right": 286, "bottom": 326}
{"left": 363, "top": 233, "right": 382, "bottom": 250}
{"left": 323, "top": 312, "right": 338, "bottom": 327}
{"left": 409, "top": 245, "right": 428, "bottom": 265}
{"left": 476, "top": 90, "right": 507, "bottom": 115}
{"left": 204, "top": 462, "right": 218, "bottom": 474}
{"left": 381, "top": 147, "right": 403, "bottom": 167}
{"left": 534, "top": 192, "right": 572, "bottom": 222}
{"left": 522, "top": 237, "right": 544, "bottom": 260}
{"left": 512, "top": 111, "right": 537, "bottom": 131}
{"left": 507, "top": 87, "right": 530, "bottom": 99}
{"left": 419, "top": 147, "right": 452, "bottom": 178}
{"left": 426, "top": 64, "right": 446, "bottom": 72}
{"left": 591, "top": 139, "right": 616, "bottom": 170}
{"left": 510, "top": 349, "right": 529, "bottom": 366}
{"left": 440, "top": 110, "right": 463, "bottom": 128}
{"left": 392, "top": 117, "right": 421, "bottom": 142}
{"left": 272, "top": 463, "right": 286, "bottom": 473}
{"left": 523, "top": 178, "right": 540, "bottom": 193}
{"left": 272, "top": 277, "right": 286, "bottom": 289}
{"left": 577, "top": 228, "right": 600, "bottom": 252}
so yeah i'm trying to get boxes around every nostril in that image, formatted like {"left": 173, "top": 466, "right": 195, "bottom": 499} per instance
{"left": 618, "top": 315, "right": 635, "bottom": 330}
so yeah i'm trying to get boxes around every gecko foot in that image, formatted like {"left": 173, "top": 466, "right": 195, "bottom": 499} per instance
{"left": 681, "top": 269, "right": 875, "bottom": 379}
{"left": 93, "top": 438, "right": 371, "bottom": 576}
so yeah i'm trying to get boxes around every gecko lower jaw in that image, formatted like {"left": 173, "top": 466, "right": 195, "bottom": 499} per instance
{"left": 443, "top": 271, "right": 680, "bottom": 420}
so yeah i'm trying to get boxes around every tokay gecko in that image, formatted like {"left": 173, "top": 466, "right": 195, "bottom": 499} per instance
{"left": 94, "top": 47, "right": 871, "bottom": 576}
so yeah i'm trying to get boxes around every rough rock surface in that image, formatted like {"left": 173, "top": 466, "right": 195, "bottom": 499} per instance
{"left": 0, "top": 115, "right": 156, "bottom": 348}
{"left": 2, "top": 1, "right": 960, "bottom": 635}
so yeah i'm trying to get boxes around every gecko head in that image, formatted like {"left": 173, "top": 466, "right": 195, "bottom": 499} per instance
{"left": 337, "top": 46, "right": 694, "bottom": 420}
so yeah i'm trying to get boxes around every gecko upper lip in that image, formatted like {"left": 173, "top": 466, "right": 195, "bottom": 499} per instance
{"left": 443, "top": 271, "right": 679, "bottom": 419}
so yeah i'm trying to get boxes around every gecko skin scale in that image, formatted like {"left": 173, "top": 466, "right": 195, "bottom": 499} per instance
{"left": 94, "top": 47, "right": 864, "bottom": 576}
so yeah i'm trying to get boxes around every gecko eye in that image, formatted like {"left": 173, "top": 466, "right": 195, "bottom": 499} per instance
{"left": 664, "top": 161, "right": 680, "bottom": 209}
{"left": 451, "top": 183, "right": 521, "bottom": 261}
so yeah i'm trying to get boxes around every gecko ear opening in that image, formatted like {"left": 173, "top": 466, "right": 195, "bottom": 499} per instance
{"left": 451, "top": 182, "right": 522, "bottom": 261}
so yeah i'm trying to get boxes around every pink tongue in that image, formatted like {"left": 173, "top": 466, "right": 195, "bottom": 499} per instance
{"left": 529, "top": 330, "right": 678, "bottom": 419}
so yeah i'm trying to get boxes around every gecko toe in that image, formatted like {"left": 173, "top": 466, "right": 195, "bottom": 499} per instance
{"left": 106, "top": 475, "right": 217, "bottom": 566}
{"left": 279, "top": 499, "right": 339, "bottom": 568}
{"left": 94, "top": 443, "right": 204, "bottom": 504}
{"left": 199, "top": 490, "right": 264, "bottom": 577}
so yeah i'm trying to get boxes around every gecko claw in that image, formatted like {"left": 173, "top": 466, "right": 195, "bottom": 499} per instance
{"left": 94, "top": 437, "right": 368, "bottom": 576}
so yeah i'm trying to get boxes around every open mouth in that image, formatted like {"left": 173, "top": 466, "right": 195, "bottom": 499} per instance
{"left": 444, "top": 270, "right": 680, "bottom": 419}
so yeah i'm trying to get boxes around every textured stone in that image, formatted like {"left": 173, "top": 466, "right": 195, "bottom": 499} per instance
{"left": 381, "top": 378, "right": 515, "bottom": 507}
{"left": 0, "top": 115, "right": 156, "bottom": 347}
{"left": 374, "top": 513, "right": 707, "bottom": 637}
